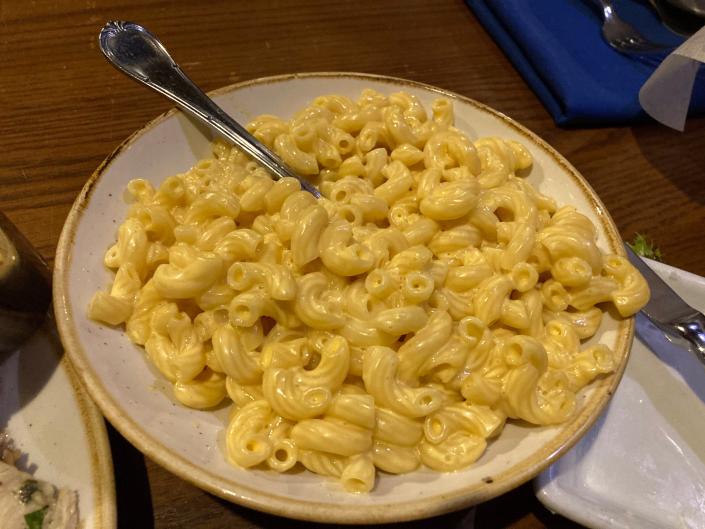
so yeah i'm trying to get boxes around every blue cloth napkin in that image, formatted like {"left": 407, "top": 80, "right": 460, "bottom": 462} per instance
{"left": 467, "top": 0, "right": 705, "bottom": 125}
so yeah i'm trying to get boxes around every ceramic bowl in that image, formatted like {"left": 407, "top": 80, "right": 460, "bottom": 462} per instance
{"left": 53, "top": 73, "right": 633, "bottom": 524}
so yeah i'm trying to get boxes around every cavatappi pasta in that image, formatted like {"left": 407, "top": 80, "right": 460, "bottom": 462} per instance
{"left": 89, "top": 90, "right": 649, "bottom": 492}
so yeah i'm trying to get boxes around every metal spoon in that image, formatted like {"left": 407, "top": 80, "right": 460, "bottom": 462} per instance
{"left": 98, "top": 21, "right": 321, "bottom": 198}
{"left": 648, "top": 0, "right": 705, "bottom": 37}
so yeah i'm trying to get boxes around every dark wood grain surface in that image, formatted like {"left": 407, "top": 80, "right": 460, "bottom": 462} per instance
{"left": 1, "top": 1, "right": 703, "bottom": 528}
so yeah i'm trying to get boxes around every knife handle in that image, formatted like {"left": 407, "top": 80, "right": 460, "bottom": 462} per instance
{"left": 673, "top": 312, "right": 705, "bottom": 364}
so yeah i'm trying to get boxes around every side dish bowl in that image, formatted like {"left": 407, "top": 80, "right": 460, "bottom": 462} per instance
{"left": 53, "top": 73, "right": 633, "bottom": 524}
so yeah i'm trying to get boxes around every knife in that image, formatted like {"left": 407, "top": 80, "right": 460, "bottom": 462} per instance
{"left": 625, "top": 244, "right": 705, "bottom": 364}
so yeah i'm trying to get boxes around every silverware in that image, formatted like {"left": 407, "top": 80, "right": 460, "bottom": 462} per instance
{"left": 0, "top": 211, "right": 51, "bottom": 354}
{"left": 589, "top": 0, "right": 673, "bottom": 54}
{"left": 626, "top": 245, "right": 705, "bottom": 364}
{"left": 664, "top": 0, "right": 705, "bottom": 17}
{"left": 648, "top": 0, "right": 704, "bottom": 37}
{"left": 98, "top": 21, "right": 321, "bottom": 199}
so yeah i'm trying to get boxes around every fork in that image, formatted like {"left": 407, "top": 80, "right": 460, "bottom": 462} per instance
{"left": 590, "top": 0, "right": 673, "bottom": 54}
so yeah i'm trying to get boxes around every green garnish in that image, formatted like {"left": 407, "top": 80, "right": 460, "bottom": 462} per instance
{"left": 17, "top": 480, "right": 39, "bottom": 504}
{"left": 628, "top": 233, "right": 662, "bottom": 261}
{"left": 24, "top": 506, "right": 48, "bottom": 529}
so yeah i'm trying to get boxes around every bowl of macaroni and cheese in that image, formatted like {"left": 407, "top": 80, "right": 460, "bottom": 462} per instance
{"left": 53, "top": 73, "right": 647, "bottom": 523}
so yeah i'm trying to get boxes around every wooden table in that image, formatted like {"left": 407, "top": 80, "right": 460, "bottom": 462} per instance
{"left": 2, "top": 1, "right": 703, "bottom": 528}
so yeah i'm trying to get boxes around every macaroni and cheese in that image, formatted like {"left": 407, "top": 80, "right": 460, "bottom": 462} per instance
{"left": 89, "top": 90, "right": 649, "bottom": 492}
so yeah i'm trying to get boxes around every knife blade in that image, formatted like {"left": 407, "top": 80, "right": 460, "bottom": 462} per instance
{"left": 625, "top": 244, "right": 705, "bottom": 364}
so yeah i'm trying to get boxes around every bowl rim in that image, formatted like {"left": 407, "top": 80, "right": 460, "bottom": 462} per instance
{"left": 53, "top": 71, "right": 633, "bottom": 524}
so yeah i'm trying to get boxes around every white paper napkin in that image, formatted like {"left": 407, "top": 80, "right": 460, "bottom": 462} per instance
{"left": 639, "top": 25, "right": 705, "bottom": 130}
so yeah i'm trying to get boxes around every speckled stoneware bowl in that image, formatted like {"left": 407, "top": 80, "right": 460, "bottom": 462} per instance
{"left": 53, "top": 73, "right": 633, "bottom": 524}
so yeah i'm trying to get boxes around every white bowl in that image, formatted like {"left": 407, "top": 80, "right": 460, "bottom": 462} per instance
{"left": 53, "top": 73, "right": 633, "bottom": 524}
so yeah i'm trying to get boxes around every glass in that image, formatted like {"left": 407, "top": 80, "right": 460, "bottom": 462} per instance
{"left": 0, "top": 211, "right": 51, "bottom": 353}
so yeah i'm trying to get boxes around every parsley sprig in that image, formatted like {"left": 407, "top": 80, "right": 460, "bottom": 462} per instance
{"left": 628, "top": 233, "right": 662, "bottom": 261}
{"left": 24, "top": 506, "right": 48, "bottom": 529}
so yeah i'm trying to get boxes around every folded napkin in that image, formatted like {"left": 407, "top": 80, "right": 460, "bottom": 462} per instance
{"left": 467, "top": 0, "right": 705, "bottom": 126}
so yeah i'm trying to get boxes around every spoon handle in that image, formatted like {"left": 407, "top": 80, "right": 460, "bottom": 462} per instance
{"left": 98, "top": 21, "right": 320, "bottom": 198}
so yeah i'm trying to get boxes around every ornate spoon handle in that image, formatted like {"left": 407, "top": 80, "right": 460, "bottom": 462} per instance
{"left": 98, "top": 21, "right": 321, "bottom": 198}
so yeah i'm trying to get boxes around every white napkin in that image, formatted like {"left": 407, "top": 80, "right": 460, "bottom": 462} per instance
{"left": 639, "top": 25, "right": 705, "bottom": 131}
